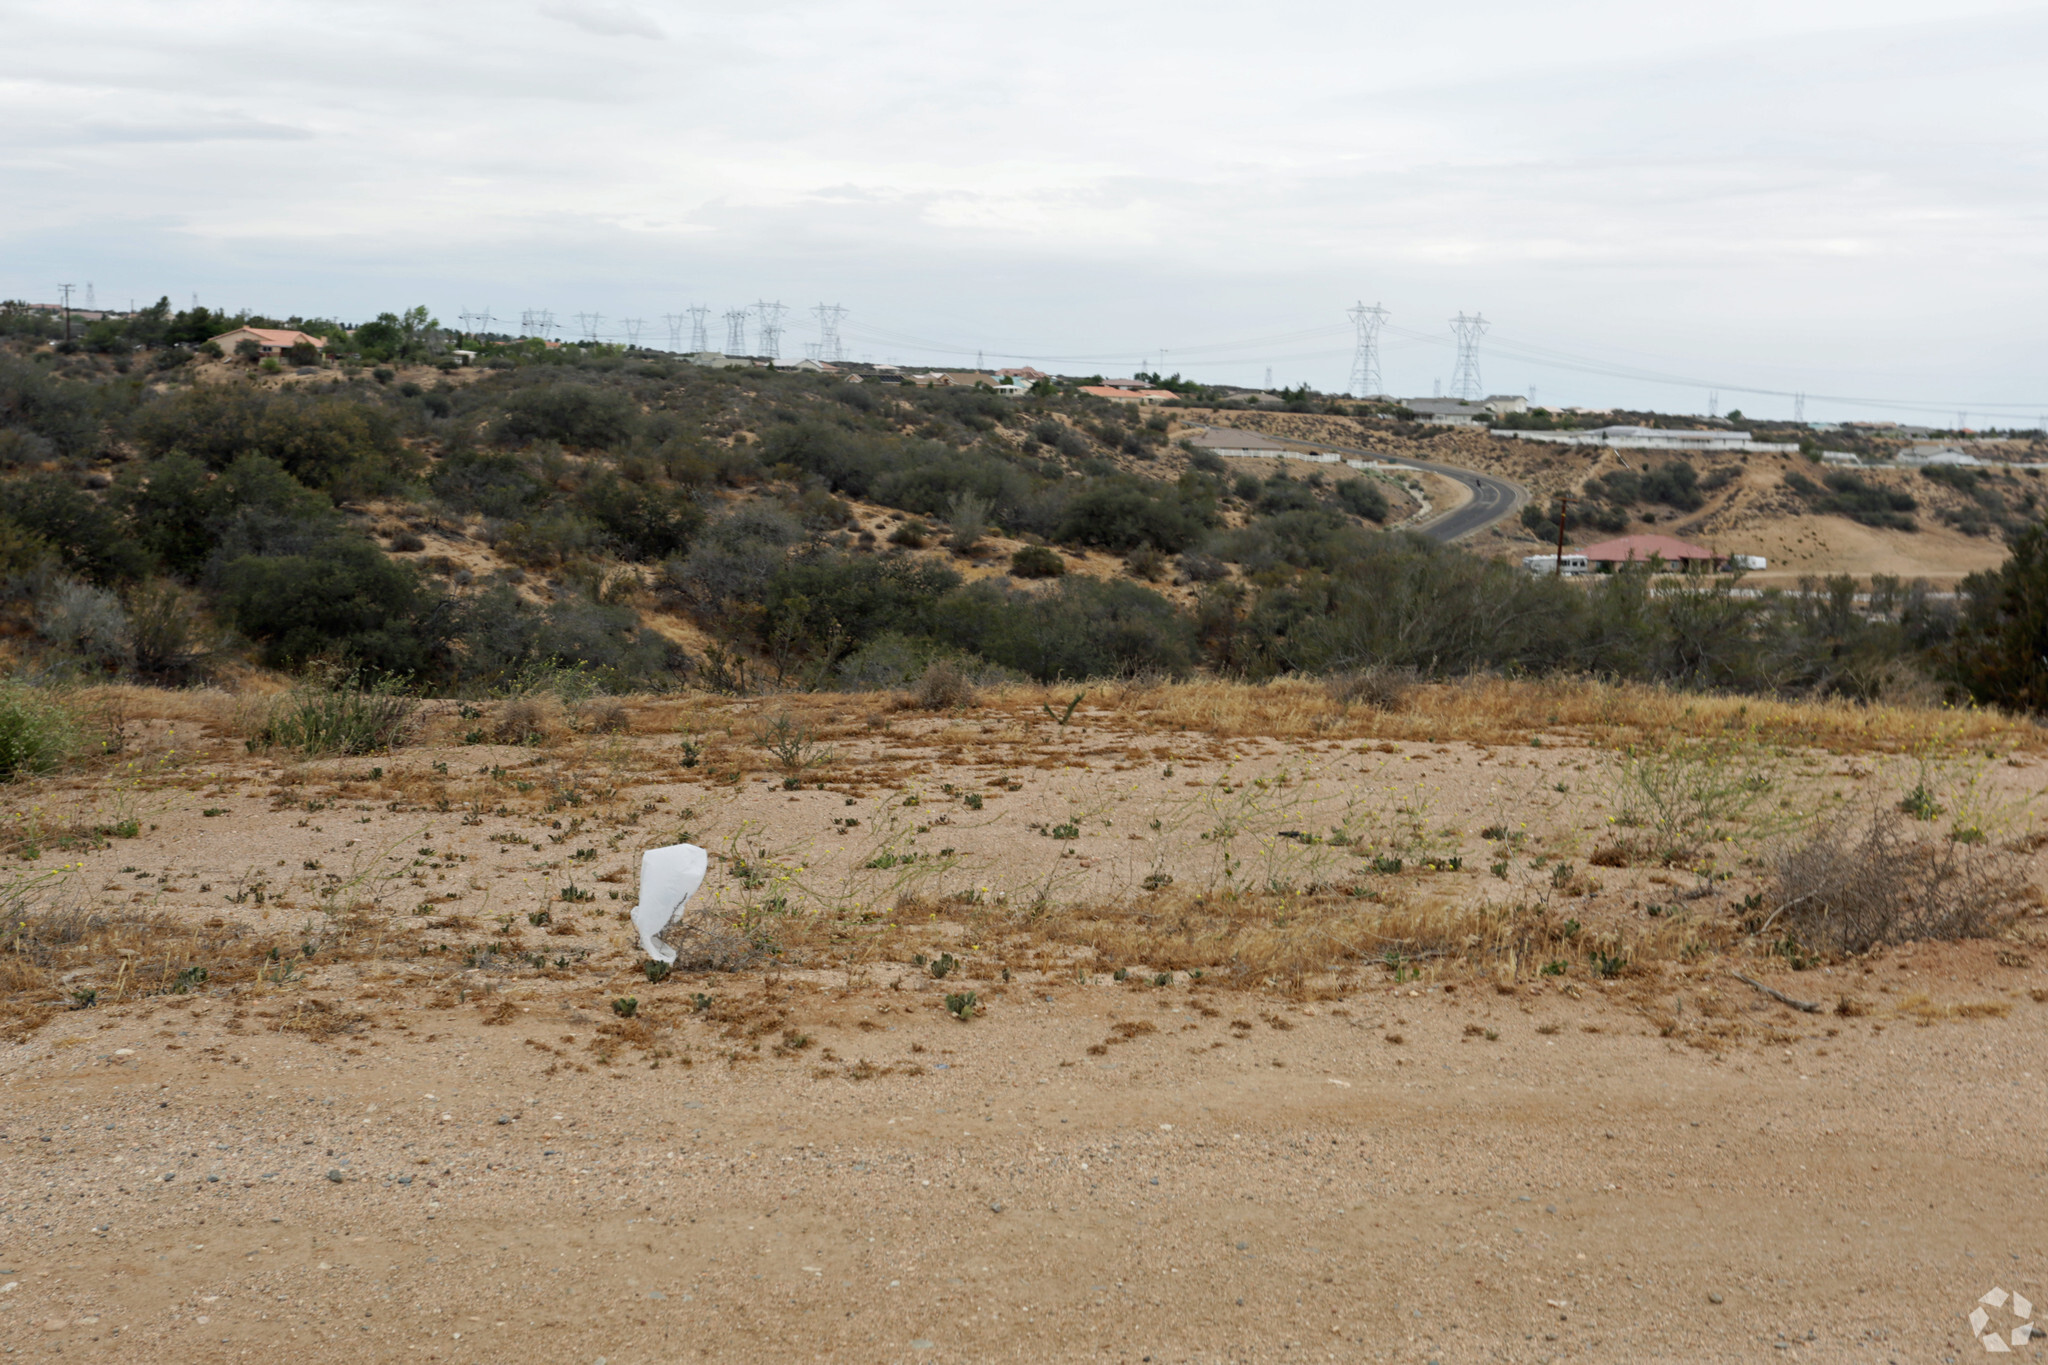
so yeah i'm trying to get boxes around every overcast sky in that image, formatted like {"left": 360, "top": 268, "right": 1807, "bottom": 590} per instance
{"left": 4, "top": 0, "right": 2045, "bottom": 422}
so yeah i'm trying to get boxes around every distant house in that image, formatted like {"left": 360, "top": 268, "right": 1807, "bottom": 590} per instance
{"left": 209, "top": 326, "right": 327, "bottom": 358}
{"left": 1079, "top": 385, "right": 1175, "bottom": 405}
{"left": 1578, "top": 534, "right": 1722, "bottom": 571}
{"left": 1400, "top": 397, "right": 1492, "bottom": 425}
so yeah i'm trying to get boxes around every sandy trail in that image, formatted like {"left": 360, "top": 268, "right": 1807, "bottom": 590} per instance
{"left": 4, "top": 947, "right": 2045, "bottom": 1363}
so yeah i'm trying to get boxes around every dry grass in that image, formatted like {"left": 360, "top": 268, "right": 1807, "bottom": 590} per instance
{"left": 1, "top": 895, "right": 425, "bottom": 1041}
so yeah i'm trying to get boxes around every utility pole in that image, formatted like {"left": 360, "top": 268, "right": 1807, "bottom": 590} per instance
{"left": 1347, "top": 301, "right": 1388, "bottom": 398}
{"left": 1448, "top": 312, "right": 1488, "bottom": 401}
{"left": 56, "top": 283, "right": 75, "bottom": 341}
{"left": 1554, "top": 492, "right": 1574, "bottom": 577}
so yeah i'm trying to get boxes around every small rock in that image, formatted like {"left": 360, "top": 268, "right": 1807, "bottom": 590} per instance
{"left": 1707, "top": 1292, "right": 1724, "bottom": 1304}
{"left": 910, "top": 1341, "right": 935, "bottom": 1351}
{"left": 160, "top": 1172, "right": 174, "bottom": 1182}
{"left": 1236, "top": 1241, "right": 1248, "bottom": 1251}
{"left": 326, "top": 1169, "right": 344, "bottom": 1183}
{"left": 988, "top": 1202, "right": 1004, "bottom": 1213}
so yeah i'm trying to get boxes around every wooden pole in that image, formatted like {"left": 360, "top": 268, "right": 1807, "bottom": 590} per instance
{"left": 1553, "top": 493, "right": 1574, "bottom": 575}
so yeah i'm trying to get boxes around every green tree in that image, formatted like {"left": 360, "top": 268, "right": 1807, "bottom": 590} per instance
{"left": 1953, "top": 519, "right": 2048, "bottom": 711}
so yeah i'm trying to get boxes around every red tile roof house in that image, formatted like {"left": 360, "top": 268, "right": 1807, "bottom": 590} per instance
{"left": 1577, "top": 533, "right": 1723, "bottom": 571}
{"left": 207, "top": 326, "right": 328, "bottom": 357}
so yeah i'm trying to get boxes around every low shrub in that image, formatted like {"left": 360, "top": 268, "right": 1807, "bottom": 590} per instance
{"left": 249, "top": 681, "right": 419, "bottom": 756}
{"left": 0, "top": 685, "right": 76, "bottom": 778}
{"left": 1768, "top": 805, "right": 2024, "bottom": 955}
{"left": 1008, "top": 545, "right": 1066, "bottom": 579}
{"left": 911, "top": 659, "right": 978, "bottom": 711}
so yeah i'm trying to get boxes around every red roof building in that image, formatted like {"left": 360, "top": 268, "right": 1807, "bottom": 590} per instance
{"left": 1578, "top": 533, "right": 1720, "bottom": 568}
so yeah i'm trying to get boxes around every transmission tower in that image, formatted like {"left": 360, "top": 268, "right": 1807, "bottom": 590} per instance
{"left": 1794, "top": 392, "right": 1807, "bottom": 423}
{"left": 662, "top": 313, "right": 686, "bottom": 351}
{"left": 84, "top": 282, "right": 95, "bottom": 310}
{"left": 754, "top": 300, "right": 787, "bottom": 360}
{"left": 55, "top": 284, "right": 75, "bottom": 340}
{"left": 574, "top": 312, "right": 604, "bottom": 343}
{"left": 1708, "top": 390, "right": 1719, "bottom": 419}
{"left": 1345, "top": 301, "right": 1389, "bottom": 398}
{"left": 688, "top": 306, "right": 710, "bottom": 352}
{"left": 723, "top": 309, "right": 749, "bottom": 355}
{"left": 534, "top": 309, "right": 556, "bottom": 340}
{"left": 812, "top": 303, "right": 846, "bottom": 362}
{"left": 622, "top": 317, "right": 644, "bottom": 347}
{"left": 1448, "top": 312, "right": 1487, "bottom": 401}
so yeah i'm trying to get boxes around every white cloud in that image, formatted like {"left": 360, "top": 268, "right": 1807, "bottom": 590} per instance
{"left": 0, "top": 0, "right": 2043, "bottom": 418}
{"left": 538, "top": 2, "right": 664, "bottom": 40}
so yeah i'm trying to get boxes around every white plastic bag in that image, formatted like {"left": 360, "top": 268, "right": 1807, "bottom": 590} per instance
{"left": 631, "top": 843, "right": 708, "bottom": 964}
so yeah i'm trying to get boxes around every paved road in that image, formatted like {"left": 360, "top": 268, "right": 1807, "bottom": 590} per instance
{"left": 1195, "top": 426, "right": 1526, "bottom": 542}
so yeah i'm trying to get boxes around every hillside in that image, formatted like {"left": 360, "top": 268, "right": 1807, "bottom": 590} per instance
{"left": 1185, "top": 407, "right": 2042, "bottom": 585}
{"left": 4, "top": 313, "right": 2048, "bottom": 710}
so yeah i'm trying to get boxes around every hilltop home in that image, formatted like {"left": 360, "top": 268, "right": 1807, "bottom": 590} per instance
{"left": 208, "top": 326, "right": 327, "bottom": 357}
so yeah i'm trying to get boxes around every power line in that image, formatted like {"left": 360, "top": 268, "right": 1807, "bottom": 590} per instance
{"left": 1346, "top": 301, "right": 1388, "bottom": 398}
{"left": 754, "top": 300, "right": 786, "bottom": 361}
{"left": 812, "top": 303, "right": 846, "bottom": 362}
{"left": 1448, "top": 312, "right": 1487, "bottom": 401}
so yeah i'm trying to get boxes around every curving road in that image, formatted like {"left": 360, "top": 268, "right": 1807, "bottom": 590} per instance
{"left": 1194, "top": 425, "right": 1526, "bottom": 542}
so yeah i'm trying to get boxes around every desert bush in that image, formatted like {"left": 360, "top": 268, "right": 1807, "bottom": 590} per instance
{"left": 1255, "top": 475, "right": 1320, "bottom": 515}
{"left": 663, "top": 504, "right": 800, "bottom": 611}
{"left": 130, "top": 385, "right": 415, "bottom": 496}
{"left": 888, "top": 520, "right": 931, "bottom": 549}
{"left": 945, "top": 491, "right": 990, "bottom": 553}
{"left": 117, "top": 453, "right": 333, "bottom": 580}
{"left": 1333, "top": 477, "right": 1389, "bottom": 522}
{"left": 581, "top": 699, "right": 630, "bottom": 734}
{"left": 1786, "top": 470, "right": 1916, "bottom": 530}
{"left": 1008, "top": 544, "right": 1066, "bottom": 579}
{"left": 1324, "top": 665, "right": 1413, "bottom": 712}
{"left": 575, "top": 473, "right": 702, "bottom": 561}
{"left": 1055, "top": 478, "right": 1212, "bottom": 553}
{"left": 248, "top": 680, "right": 418, "bottom": 755}
{"left": 933, "top": 575, "right": 1194, "bottom": 682}
{"left": 429, "top": 449, "right": 546, "bottom": 519}
{"left": 1178, "top": 551, "right": 1228, "bottom": 583}
{"left": 0, "top": 474, "right": 151, "bottom": 584}
{"left": 833, "top": 634, "right": 931, "bottom": 690}
{"left": 911, "top": 659, "right": 978, "bottom": 711}
{"left": 493, "top": 698, "right": 552, "bottom": 745}
{"left": 492, "top": 382, "right": 640, "bottom": 449}
{"left": 125, "top": 581, "right": 205, "bottom": 682}
{"left": 1768, "top": 805, "right": 2024, "bottom": 955}
{"left": 36, "top": 578, "right": 129, "bottom": 670}
{"left": 1602, "top": 739, "right": 1775, "bottom": 864}
{"left": 0, "top": 355, "right": 105, "bottom": 460}
{"left": 1124, "top": 544, "right": 1168, "bottom": 580}
{"left": 212, "top": 533, "right": 446, "bottom": 675}
{"left": 0, "top": 685, "right": 76, "bottom": 778}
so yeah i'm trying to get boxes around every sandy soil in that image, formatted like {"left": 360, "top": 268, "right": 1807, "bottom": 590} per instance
{"left": 5, "top": 689, "right": 2048, "bottom": 1363}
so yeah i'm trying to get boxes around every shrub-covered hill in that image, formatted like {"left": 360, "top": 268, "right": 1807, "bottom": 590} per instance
{"left": 0, "top": 335, "right": 1417, "bottom": 690}
{"left": 6, "top": 317, "right": 2048, "bottom": 710}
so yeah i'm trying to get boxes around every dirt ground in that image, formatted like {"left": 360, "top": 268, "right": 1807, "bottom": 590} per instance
{"left": 5, "top": 681, "right": 2048, "bottom": 1363}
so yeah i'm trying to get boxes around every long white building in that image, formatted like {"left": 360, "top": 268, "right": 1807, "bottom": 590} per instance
{"left": 1494, "top": 425, "right": 1799, "bottom": 454}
